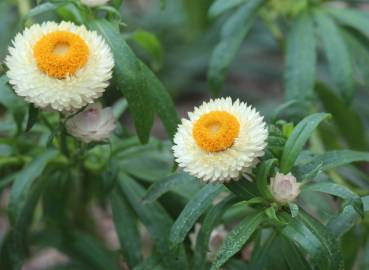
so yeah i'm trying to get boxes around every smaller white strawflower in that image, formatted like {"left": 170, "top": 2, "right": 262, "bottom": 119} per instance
{"left": 270, "top": 172, "right": 300, "bottom": 204}
{"left": 66, "top": 103, "right": 115, "bottom": 143}
{"left": 189, "top": 224, "right": 228, "bottom": 261}
{"left": 81, "top": 0, "right": 110, "bottom": 7}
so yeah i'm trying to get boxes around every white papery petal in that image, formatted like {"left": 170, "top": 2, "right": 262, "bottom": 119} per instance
{"left": 81, "top": 0, "right": 110, "bottom": 7}
{"left": 173, "top": 97, "right": 268, "bottom": 183}
{"left": 6, "top": 21, "right": 114, "bottom": 112}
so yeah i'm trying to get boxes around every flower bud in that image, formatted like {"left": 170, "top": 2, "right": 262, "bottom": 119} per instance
{"left": 66, "top": 103, "right": 116, "bottom": 143}
{"left": 81, "top": 0, "right": 110, "bottom": 7}
{"left": 269, "top": 172, "right": 300, "bottom": 204}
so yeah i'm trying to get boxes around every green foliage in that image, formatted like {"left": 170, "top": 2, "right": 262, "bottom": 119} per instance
{"left": 1, "top": 0, "right": 369, "bottom": 269}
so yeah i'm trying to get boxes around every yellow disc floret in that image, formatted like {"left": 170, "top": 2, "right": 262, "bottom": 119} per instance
{"left": 33, "top": 31, "right": 89, "bottom": 79}
{"left": 193, "top": 111, "right": 240, "bottom": 152}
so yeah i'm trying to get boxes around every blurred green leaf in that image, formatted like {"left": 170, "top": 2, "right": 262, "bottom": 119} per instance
{"left": 280, "top": 113, "right": 330, "bottom": 173}
{"left": 111, "top": 189, "right": 142, "bottom": 268}
{"left": 208, "top": 0, "right": 246, "bottom": 18}
{"left": 316, "top": 82, "right": 368, "bottom": 150}
{"left": 193, "top": 195, "right": 237, "bottom": 270}
{"left": 8, "top": 150, "right": 58, "bottom": 224}
{"left": 294, "top": 150, "right": 369, "bottom": 179}
{"left": 88, "top": 20, "right": 155, "bottom": 143}
{"left": 117, "top": 173, "right": 188, "bottom": 269}
{"left": 208, "top": 0, "right": 264, "bottom": 96}
{"left": 284, "top": 11, "right": 316, "bottom": 102}
{"left": 131, "top": 30, "right": 163, "bottom": 69}
{"left": 280, "top": 235, "right": 310, "bottom": 270}
{"left": 211, "top": 211, "right": 265, "bottom": 270}
{"left": 327, "top": 8, "right": 369, "bottom": 39}
{"left": 143, "top": 171, "right": 201, "bottom": 202}
{"left": 0, "top": 75, "right": 23, "bottom": 112}
{"left": 302, "top": 182, "right": 359, "bottom": 201}
{"left": 170, "top": 184, "right": 223, "bottom": 244}
{"left": 314, "top": 9, "right": 354, "bottom": 103}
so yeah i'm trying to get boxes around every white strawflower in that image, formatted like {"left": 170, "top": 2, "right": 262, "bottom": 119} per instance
{"left": 173, "top": 97, "right": 268, "bottom": 183}
{"left": 66, "top": 103, "right": 116, "bottom": 143}
{"left": 189, "top": 224, "right": 228, "bottom": 261}
{"left": 270, "top": 172, "right": 300, "bottom": 204}
{"left": 81, "top": 0, "right": 110, "bottom": 7}
{"left": 6, "top": 21, "right": 114, "bottom": 112}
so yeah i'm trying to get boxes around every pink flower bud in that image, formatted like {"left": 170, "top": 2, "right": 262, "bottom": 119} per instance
{"left": 270, "top": 172, "right": 300, "bottom": 204}
{"left": 66, "top": 103, "right": 116, "bottom": 143}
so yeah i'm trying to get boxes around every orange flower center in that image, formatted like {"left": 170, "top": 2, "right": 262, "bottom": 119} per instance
{"left": 33, "top": 31, "right": 89, "bottom": 79}
{"left": 193, "top": 111, "right": 240, "bottom": 152}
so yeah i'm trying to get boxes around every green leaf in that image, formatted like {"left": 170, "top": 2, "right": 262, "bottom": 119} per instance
{"left": 117, "top": 173, "right": 188, "bottom": 269}
{"left": 326, "top": 204, "right": 359, "bottom": 238}
{"left": 63, "top": 231, "right": 121, "bottom": 270}
{"left": 208, "top": 0, "right": 264, "bottom": 96}
{"left": 256, "top": 159, "right": 276, "bottom": 200}
{"left": 111, "top": 189, "right": 142, "bottom": 268}
{"left": 302, "top": 182, "right": 359, "bottom": 201}
{"left": 26, "top": 2, "right": 61, "bottom": 18}
{"left": 314, "top": 9, "right": 354, "bottom": 102}
{"left": 280, "top": 236, "right": 311, "bottom": 270}
{"left": 280, "top": 113, "right": 330, "bottom": 173}
{"left": 294, "top": 150, "right": 369, "bottom": 179}
{"left": 170, "top": 184, "right": 223, "bottom": 244}
{"left": 315, "top": 82, "right": 368, "bottom": 150}
{"left": 225, "top": 179, "right": 259, "bottom": 200}
{"left": 208, "top": 0, "right": 247, "bottom": 18}
{"left": 131, "top": 30, "right": 163, "bottom": 69}
{"left": 89, "top": 20, "right": 179, "bottom": 140}
{"left": 0, "top": 75, "right": 23, "bottom": 112}
{"left": 143, "top": 171, "right": 200, "bottom": 203}
{"left": 284, "top": 11, "right": 317, "bottom": 101}
{"left": 88, "top": 20, "right": 154, "bottom": 143}
{"left": 211, "top": 211, "right": 265, "bottom": 270}
{"left": 25, "top": 104, "right": 38, "bottom": 132}
{"left": 341, "top": 29, "right": 369, "bottom": 88}
{"left": 193, "top": 196, "right": 237, "bottom": 270}
{"left": 8, "top": 150, "right": 58, "bottom": 269}
{"left": 8, "top": 150, "right": 58, "bottom": 224}
{"left": 281, "top": 211, "right": 344, "bottom": 270}
{"left": 327, "top": 8, "right": 369, "bottom": 39}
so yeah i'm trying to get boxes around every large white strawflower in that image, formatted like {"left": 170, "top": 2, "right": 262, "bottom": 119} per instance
{"left": 81, "top": 0, "right": 110, "bottom": 7}
{"left": 66, "top": 103, "right": 115, "bottom": 143}
{"left": 270, "top": 172, "right": 300, "bottom": 204}
{"left": 173, "top": 97, "right": 268, "bottom": 183}
{"left": 6, "top": 21, "right": 114, "bottom": 112}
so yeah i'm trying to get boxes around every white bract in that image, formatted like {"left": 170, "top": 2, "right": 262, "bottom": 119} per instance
{"left": 270, "top": 172, "right": 300, "bottom": 204}
{"left": 66, "top": 103, "right": 116, "bottom": 143}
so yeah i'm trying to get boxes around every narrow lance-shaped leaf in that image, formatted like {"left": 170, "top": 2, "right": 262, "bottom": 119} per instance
{"left": 315, "top": 82, "right": 368, "bottom": 150}
{"left": 170, "top": 184, "right": 224, "bottom": 244}
{"left": 117, "top": 173, "right": 188, "bottom": 269}
{"left": 111, "top": 189, "right": 142, "bottom": 268}
{"left": 280, "top": 113, "right": 330, "bottom": 173}
{"left": 25, "top": 104, "right": 38, "bottom": 132}
{"left": 294, "top": 150, "right": 369, "bottom": 179}
{"left": 314, "top": 9, "right": 354, "bottom": 103}
{"left": 326, "top": 8, "right": 369, "bottom": 39}
{"left": 211, "top": 212, "right": 265, "bottom": 270}
{"left": 208, "top": 0, "right": 264, "bottom": 96}
{"left": 284, "top": 11, "right": 317, "bottom": 102}
{"left": 193, "top": 195, "right": 238, "bottom": 270}
{"left": 208, "top": 0, "right": 247, "bottom": 18}
{"left": 88, "top": 19, "right": 154, "bottom": 143}
{"left": 256, "top": 159, "right": 276, "bottom": 200}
